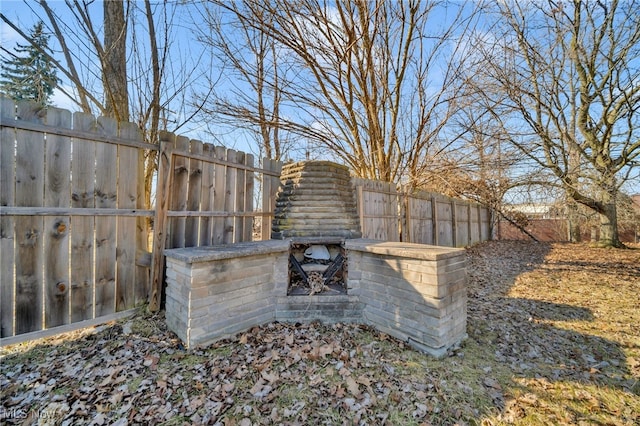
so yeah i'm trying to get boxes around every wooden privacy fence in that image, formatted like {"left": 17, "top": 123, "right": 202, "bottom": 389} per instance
{"left": 0, "top": 98, "right": 153, "bottom": 338}
{"left": 353, "top": 179, "right": 492, "bottom": 247}
{"left": 149, "top": 132, "right": 282, "bottom": 311}
{"left": 0, "top": 98, "right": 282, "bottom": 339}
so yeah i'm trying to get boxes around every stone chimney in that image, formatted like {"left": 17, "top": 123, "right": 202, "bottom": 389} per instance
{"left": 272, "top": 161, "right": 362, "bottom": 239}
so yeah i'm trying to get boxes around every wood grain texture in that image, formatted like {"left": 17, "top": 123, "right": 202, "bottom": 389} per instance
{"left": 212, "top": 146, "right": 227, "bottom": 245}
{"left": 116, "top": 122, "right": 139, "bottom": 311}
{"left": 94, "top": 116, "right": 118, "bottom": 316}
{"left": 169, "top": 136, "right": 189, "bottom": 249}
{"left": 0, "top": 97, "right": 16, "bottom": 336}
{"left": 43, "top": 107, "right": 71, "bottom": 328}
{"left": 70, "top": 112, "right": 96, "bottom": 322}
{"left": 185, "top": 140, "right": 203, "bottom": 247}
{"left": 14, "top": 101, "right": 45, "bottom": 333}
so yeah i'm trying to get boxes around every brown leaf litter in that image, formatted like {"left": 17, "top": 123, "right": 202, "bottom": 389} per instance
{"left": 1, "top": 241, "right": 638, "bottom": 425}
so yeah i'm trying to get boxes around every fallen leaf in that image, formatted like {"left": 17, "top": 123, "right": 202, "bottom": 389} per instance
{"left": 346, "top": 376, "right": 361, "bottom": 398}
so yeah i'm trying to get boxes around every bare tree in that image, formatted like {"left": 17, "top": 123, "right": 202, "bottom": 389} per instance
{"left": 2, "top": 1, "right": 213, "bottom": 212}
{"left": 195, "top": 2, "right": 297, "bottom": 161}
{"left": 199, "top": 0, "right": 480, "bottom": 183}
{"left": 469, "top": 0, "right": 640, "bottom": 247}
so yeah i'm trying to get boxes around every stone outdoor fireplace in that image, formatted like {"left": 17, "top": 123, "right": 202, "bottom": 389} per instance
{"left": 164, "top": 161, "right": 468, "bottom": 358}
{"left": 272, "top": 161, "right": 360, "bottom": 297}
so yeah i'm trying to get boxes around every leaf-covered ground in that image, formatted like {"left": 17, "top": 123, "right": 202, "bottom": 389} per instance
{"left": 1, "top": 241, "right": 639, "bottom": 425}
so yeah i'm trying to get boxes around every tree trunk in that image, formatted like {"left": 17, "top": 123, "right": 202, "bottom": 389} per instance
{"left": 103, "top": 0, "right": 129, "bottom": 122}
{"left": 566, "top": 201, "right": 581, "bottom": 243}
{"left": 598, "top": 200, "right": 623, "bottom": 248}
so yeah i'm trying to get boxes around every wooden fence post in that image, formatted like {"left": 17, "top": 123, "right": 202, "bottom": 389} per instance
{"left": 150, "top": 132, "right": 174, "bottom": 312}
{"left": 0, "top": 97, "right": 16, "bottom": 337}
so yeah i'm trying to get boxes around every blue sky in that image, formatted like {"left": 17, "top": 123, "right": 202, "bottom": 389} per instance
{"left": 2, "top": 1, "right": 638, "bottom": 197}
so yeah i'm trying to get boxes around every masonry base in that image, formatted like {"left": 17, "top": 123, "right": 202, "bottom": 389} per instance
{"left": 164, "top": 239, "right": 467, "bottom": 358}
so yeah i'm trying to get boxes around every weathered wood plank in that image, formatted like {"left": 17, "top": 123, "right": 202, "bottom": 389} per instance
{"left": 455, "top": 202, "right": 469, "bottom": 247}
{"left": 480, "top": 207, "right": 491, "bottom": 241}
{"left": 199, "top": 144, "right": 215, "bottom": 246}
{"left": 116, "top": 122, "right": 138, "bottom": 311}
{"left": 212, "top": 146, "right": 227, "bottom": 245}
{"left": 0, "top": 97, "right": 16, "bottom": 337}
{"left": 185, "top": 140, "right": 203, "bottom": 247}
{"left": 436, "top": 200, "right": 453, "bottom": 247}
{"left": 14, "top": 101, "right": 45, "bottom": 334}
{"left": 149, "top": 133, "right": 175, "bottom": 312}
{"left": 169, "top": 136, "right": 189, "bottom": 249}
{"left": 234, "top": 151, "right": 246, "bottom": 242}
{"left": 70, "top": 112, "right": 96, "bottom": 322}
{"left": 43, "top": 107, "right": 71, "bottom": 328}
{"left": 470, "top": 204, "right": 481, "bottom": 245}
{"left": 0, "top": 116, "right": 158, "bottom": 150}
{"left": 0, "top": 207, "right": 153, "bottom": 216}
{"left": 133, "top": 125, "right": 149, "bottom": 305}
{"left": 244, "top": 154, "right": 255, "bottom": 242}
{"left": 260, "top": 158, "right": 273, "bottom": 241}
{"left": 94, "top": 117, "right": 118, "bottom": 316}
{"left": 224, "top": 149, "right": 238, "bottom": 244}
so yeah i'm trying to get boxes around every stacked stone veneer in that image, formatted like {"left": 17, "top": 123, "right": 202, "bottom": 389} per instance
{"left": 165, "top": 239, "right": 467, "bottom": 358}
{"left": 272, "top": 161, "right": 361, "bottom": 239}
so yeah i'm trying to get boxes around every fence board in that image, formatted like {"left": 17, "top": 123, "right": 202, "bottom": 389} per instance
{"left": 455, "top": 202, "right": 469, "bottom": 247}
{"left": 116, "top": 122, "right": 139, "bottom": 311}
{"left": 185, "top": 140, "right": 203, "bottom": 247}
{"left": 212, "top": 146, "right": 227, "bottom": 245}
{"left": 355, "top": 179, "right": 400, "bottom": 241}
{"left": 70, "top": 112, "right": 96, "bottom": 322}
{"left": 261, "top": 159, "right": 273, "bottom": 240}
{"left": 132, "top": 125, "right": 149, "bottom": 305}
{"left": 406, "top": 192, "right": 434, "bottom": 245}
{"left": 223, "top": 149, "right": 237, "bottom": 244}
{"left": 234, "top": 151, "right": 246, "bottom": 242}
{"left": 0, "top": 97, "right": 15, "bottom": 337}
{"left": 150, "top": 133, "right": 174, "bottom": 312}
{"left": 435, "top": 199, "right": 453, "bottom": 247}
{"left": 480, "top": 207, "right": 491, "bottom": 241}
{"left": 260, "top": 158, "right": 282, "bottom": 240}
{"left": 14, "top": 101, "right": 45, "bottom": 334}
{"left": 94, "top": 117, "right": 118, "bottom": 316}
{"left": 43, "top": 107, "right": 71, "bottom": 328}
{"left": 169, "top": 136, "right": 190, "bottom": 249}
{"left": 199, "top": 144, "right": 214, "bottom": 246}
{"left": 470, "top": 205, "right": 481, "bottom": 245}
{"left": 244, "top": 154, "right": 255, "bottom": 241}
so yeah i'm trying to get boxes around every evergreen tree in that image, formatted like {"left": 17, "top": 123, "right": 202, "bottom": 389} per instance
{"left": 0, "top": 21, "right": 58, "bottom": 106}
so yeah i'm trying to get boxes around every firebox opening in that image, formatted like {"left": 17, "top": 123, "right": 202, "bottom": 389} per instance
{"left": 288, "top": 241, "right": 347, "bottom": 296}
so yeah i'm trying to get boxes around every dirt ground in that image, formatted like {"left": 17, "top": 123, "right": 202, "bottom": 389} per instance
{"left": 1, "top": 241, "right": 639, "bottom": 425}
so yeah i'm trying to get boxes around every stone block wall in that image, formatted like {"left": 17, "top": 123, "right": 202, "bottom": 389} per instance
{"left": 345, "top": 240, "right": 467, "bottom": 357}
{"left": 164, "top": 239, "right": 467, "bottom": 357}
{"left": 165, "top": 240, "right": 289, "bottom": 347}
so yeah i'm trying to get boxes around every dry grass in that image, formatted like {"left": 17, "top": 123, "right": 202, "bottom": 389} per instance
{"left": 1, "top": 241, "right": 638, "bottom": 425}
